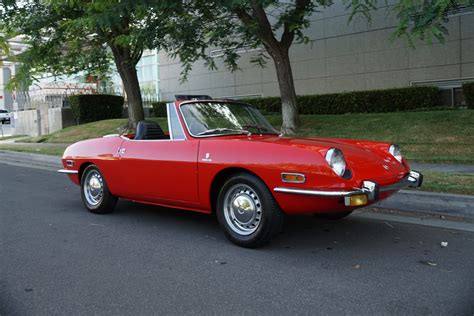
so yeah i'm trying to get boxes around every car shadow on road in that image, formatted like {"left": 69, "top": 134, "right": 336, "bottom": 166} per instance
{"left": 110, "top": 199, "right": 441, "bottom": 257}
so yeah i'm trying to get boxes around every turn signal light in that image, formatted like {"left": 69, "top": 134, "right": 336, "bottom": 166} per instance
{"left": 344, "top": 194, "right": 368, "bottom": 207}
{"left": 281, "top": 173, "right": 305, "bottom": 183}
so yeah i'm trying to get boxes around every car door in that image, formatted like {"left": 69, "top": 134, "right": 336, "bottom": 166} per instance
{"left": 117, "top": 104, "right": 199, "bottom": 203}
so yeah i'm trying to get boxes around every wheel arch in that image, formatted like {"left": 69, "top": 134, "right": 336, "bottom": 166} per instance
{"left": 78, "top": 161, "right": 95, "bottom": 182}
{"left": 209, "top": 167, "right": 270, "bottom": 214}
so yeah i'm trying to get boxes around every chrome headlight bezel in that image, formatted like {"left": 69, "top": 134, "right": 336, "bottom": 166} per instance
{"left": 389, "top": 144, "right": 403, "bottom": 163}
{"left": 325, "top": 148, "right": 346, "bottom": 177}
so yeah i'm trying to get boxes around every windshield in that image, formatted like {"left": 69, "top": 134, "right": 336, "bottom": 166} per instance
{"left": 180, "top": 102, "right": 279, "bottom": 137}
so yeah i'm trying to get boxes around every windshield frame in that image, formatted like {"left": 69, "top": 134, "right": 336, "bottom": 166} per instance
{"left": 178, "top": 100, "right": 279, "bottom": 138}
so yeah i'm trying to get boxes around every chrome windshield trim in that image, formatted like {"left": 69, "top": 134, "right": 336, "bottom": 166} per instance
{"left": 167, "top": 102, "right": 187, "bottom": 140}
{"left": 166, "top": 103, "right": 173, "bottom": 140}
{"left": 178, "top": 101, "right": 279, "bottom": 138}
{"left": 58, "top": 169, "right": 78, "bottom": 174}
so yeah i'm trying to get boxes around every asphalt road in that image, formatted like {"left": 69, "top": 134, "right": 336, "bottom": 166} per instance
{"left": 1, "top": 163, "right": 473, "bottom": 315}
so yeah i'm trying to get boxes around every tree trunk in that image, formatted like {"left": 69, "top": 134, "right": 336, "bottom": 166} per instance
{"left": 120, "top": 66, "right": 144, "bottom": 129}
{"left": 272, "top": 47, "right": 299, "bottom": 135}
{"left": 109, "top": 45, "right": 144, "bottom": 129}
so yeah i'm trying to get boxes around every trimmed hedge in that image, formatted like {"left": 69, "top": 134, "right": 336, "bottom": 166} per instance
{"left": 152, "top": 86, "right": 439, "bottom": 117}
{"left": 463, "top": 82, "right": 474, "bottom": 109}
{"left": 241, "top": 86, "right": 439, "bottom": 114}
{"left": 152, "top": 101, "right": 168, "bottom": 117}
{"left": 68, "top": 94, "right": 124, "bottom": 124}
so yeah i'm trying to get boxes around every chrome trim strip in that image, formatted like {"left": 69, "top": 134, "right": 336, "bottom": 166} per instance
{"left": 274, "top": 171, "right": 422, "bottom": 198}
{"left": 379, "top": 178, "right": 410, "bottom": 192}
{"left": 273, "top": 187, "right": 364, "bottom": 197}
{"left": 58, "top": 169, "right": 79, "bottom": 174}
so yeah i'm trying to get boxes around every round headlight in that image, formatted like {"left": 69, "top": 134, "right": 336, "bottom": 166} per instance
{"left": 389, "top": 144, "right": 402, "bottom": 163}
{"left": 325, "top": 148, "right": 346, "bottom": 177}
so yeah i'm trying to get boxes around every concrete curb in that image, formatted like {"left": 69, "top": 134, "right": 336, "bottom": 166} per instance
{"left": 375, "top": 190, "right": 474, "bottom": 219}
{"left": 1, "top": 149, "right": 473, "bottom": 219}
{"left": 0, "top": 150, "right": 61, "bottom": 171}
{"left": 410, "top": 163, "right": 474, "bottom": 174}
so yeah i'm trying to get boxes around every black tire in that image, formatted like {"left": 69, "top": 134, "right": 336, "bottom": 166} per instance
{"left": 314, "top": 211, "right": 353, "bottom": 220}
{"left": 80, "top": 165, "right": 117, "bottom": 214}
{"left": 216, "top": 173, "right": 285, "bottom": 248}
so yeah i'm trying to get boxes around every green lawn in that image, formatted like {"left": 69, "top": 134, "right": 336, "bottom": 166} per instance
{"left": 0, "top": 145, "right": 67, "bottom": 156}
{"left": 268, "top": 110, "right": 474, "bottom": 164}
{"left": 1, "top": 110, "right": 473, "bottom": 195}
{"left": 18, "top": 110, "right": 474, "bottom": 163}
{"left": 420, "top": 171, "right": 474, "bottom": 195}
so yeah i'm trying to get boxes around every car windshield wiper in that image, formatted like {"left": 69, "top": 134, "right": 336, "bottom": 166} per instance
{"left": 197, "top": 128, "right": 251, "bottom": 136}
{"left": 242, "top": 124, "right": 278, "bottom": 134}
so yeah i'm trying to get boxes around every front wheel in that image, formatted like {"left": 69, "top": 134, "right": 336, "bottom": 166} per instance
{"left": 81, "top": 165, "right": 117, "bottom": 214}
{"left": 216, "top": 173, "right": 285, "bottom": 248}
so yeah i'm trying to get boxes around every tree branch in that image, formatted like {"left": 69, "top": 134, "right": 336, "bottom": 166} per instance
{"left": 233, "top": 1, "right": 280, "bottom": 56}
{"left": 280, "top": 0, "right": 311, "bottom": 49}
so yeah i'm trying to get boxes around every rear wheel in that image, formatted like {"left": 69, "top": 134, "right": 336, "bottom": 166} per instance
{"left": 81, "top": 165, "right": 117, "bottom": 214}
{"left": 216, "top": 173, "right": 285, "bottom": 248}
{"left": 314, "top": 211, "right": 353, "bottom": 220}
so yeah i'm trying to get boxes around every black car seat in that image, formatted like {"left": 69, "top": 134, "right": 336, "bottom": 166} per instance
{"left": 134, "top": 121, "right": 168, "bottom": 140}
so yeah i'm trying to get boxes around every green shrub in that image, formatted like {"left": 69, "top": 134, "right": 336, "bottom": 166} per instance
{"left": 68, "top": 94, "right": 124, "bottom": 124}
{"left": 241, "top": 86, "right": 439, "bottom": 115}
{"left": 463, "top": 82, "right": 474, "bottom": 109}
{"left": 152, "top": 101, "right": 168, "bottom": 117}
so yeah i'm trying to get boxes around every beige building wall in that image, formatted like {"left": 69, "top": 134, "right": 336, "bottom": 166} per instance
{"left": 158, "top": 3, "right": 474, "bottom": 101}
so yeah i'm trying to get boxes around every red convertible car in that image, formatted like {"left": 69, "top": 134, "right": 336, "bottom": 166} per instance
{"left": 59, "top": 96, "right": 422, "bottom": 247}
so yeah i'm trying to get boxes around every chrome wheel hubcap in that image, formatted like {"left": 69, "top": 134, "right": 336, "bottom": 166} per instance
{"left": 223, "top": 184, "right": 262, "bottom": 235}
{"left": 84, "top": 170, "right": 104, "bottom": 207}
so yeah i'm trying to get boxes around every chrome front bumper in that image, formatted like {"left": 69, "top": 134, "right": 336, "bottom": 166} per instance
{"left": 274, "top": 170, "right": 423, "bottom": 206}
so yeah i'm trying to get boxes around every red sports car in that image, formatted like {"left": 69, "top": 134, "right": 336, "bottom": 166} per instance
{"left": 59, "top": 97, "right": 422, "bottom": 247}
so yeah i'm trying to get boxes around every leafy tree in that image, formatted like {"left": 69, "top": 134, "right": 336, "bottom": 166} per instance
{"left": 350, "top": 0, "right": 474, "bottom": 43}
{"left": 167, "top": 0, "right": 473, "bottom": 135}
{"left": 0, "top": 0, "right": 176, "bottom": 127}
{"left": 0, "top": 35, "right": 9, "bottom": 64}
{"left": 167, "top": 0, "right": 324, "bottom": 135}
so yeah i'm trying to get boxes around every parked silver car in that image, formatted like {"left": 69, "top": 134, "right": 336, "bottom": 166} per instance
{"left": 0, "top": 109, "right": 11, "bottom": 124}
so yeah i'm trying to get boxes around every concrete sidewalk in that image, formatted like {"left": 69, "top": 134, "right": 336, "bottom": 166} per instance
{"left": 411, "top": 162, "right": 474, "bottom": 174}
{"left": 1, "top": 149, "right": 473, "bottom": 220}
{"left": 0, "top": 150, "right": 61, "bottom": 171}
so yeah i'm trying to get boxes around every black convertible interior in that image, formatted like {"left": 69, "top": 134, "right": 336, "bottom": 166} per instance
{"left": 134, "top": 121, "right": 169, "bottom": 140}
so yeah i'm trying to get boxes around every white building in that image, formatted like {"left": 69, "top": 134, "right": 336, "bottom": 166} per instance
{"left": 157, "top": 3, "right": 474, "bottom": 106}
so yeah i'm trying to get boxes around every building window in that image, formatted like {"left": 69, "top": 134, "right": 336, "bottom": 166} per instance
{"left": 412, "top": 79, "right": 471, "bottom": 108}
{"left": 454, "top": 87, "right": 466, "bottom": 107}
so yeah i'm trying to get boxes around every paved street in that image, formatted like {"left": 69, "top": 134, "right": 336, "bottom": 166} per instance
{"left": 1, "top": 163, "right": 473, "bottom": 315}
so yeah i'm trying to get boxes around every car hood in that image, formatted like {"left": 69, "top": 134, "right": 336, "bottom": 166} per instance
{"left": 237, "top": 135, "right": 409, "bottom": 184}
